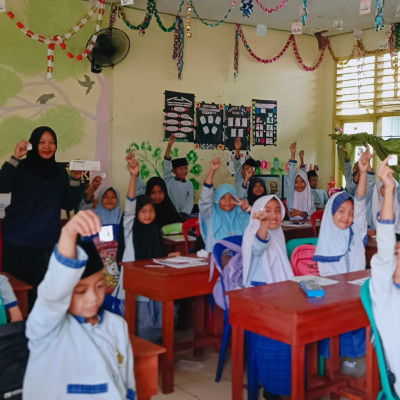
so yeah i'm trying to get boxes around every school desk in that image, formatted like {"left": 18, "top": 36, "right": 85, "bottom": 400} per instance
{"left": 163, "top": 236, "right": 196, "bottom": 255}
{"left": 122, "top": 257, "right": 219, "bottom": 394}
{"left": 281, "top": 220, "right": 319, "bottom": 242}
{"left": 3, "top": 272, "right": 32, "bottom": 318}
{"left": 229, "top": 269, "right": 379, "bottom": 400}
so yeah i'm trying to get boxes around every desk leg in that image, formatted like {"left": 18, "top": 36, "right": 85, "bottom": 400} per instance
{"left": 366, "top": 326, "right": 379, "bottom": 400}
{"left": 231, "top": 325, "right": 244, "bottom": 400}
{"left": 161, "top": 300, "right": 174, "bottom": 394}
{"left": 193, "top": 295, "right": 205, "bottom": 357}
{"left": 125, "top": 292, "right": 137, "bottom": 335}
{"left": 326, "top": 335, "right": 340, "bottom": 380}
{"left": 291, "top": 344, "right": 305, "bottom": 400}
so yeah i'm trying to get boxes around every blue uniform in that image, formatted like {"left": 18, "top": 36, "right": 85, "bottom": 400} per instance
{"left": 0, "top": 274, "right": 18, "bottom": 310}
{"left": 23, "top": 245, "right": 136, "bottom": 400}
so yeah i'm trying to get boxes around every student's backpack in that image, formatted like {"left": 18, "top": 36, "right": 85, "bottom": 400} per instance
{"left": 290, "top": 244, "right": 320, "bottom": 276}
{"left": 210, "top": 237, "right": 243, "bottom": 311}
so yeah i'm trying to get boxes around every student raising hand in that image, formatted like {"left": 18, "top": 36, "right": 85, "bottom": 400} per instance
{"left": 378, "top": 156, "right": 395, "bottom": 221}
{"left": 358, "top": 147, "right": 374, "bottom": 172}
{"left": 289, "top": 142, "right": 297, "bottom": 160}
{"left": 210, "top": 157, "right": 221, "bottom": 170}
{"left": 58, "top": 210, "right": 102, "bottom": 259}
{"left": 232, "top": 195, "right": 250, "bottom": 211}
{"left": 13, "top": 139, "right": 30, "bottom": 160}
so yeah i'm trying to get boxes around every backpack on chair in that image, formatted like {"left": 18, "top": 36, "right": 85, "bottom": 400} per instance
{"left": 210, "top": 237, "right": 243, "bottom": 311}
{"left": 290, "top": 244, "right": 319, "bottom": 276}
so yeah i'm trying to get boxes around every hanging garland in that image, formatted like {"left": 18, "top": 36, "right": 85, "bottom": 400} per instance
{"left": 155, "top": 0, "right": 185, "bottom": 32}
{"left": 240, "top": 0, "right": 253, "bottom": 17}
{"left": 389, "top": 23, "right": 400, "bottom": 99}
{"left": 120, "top": 0, "right": 154, "bottom": 35}
{"left": 6, "top": 0, "right": 105, "bottom": 79}
{"left": 234, "top": 25, "right": 239, "bottom": 78}
{"left": 301, "top": 0, "right": 308, "bottom": 25}
{"left": 172, "top": 16, "right": 185, "bottom": 79}
{"left": 186, "top": 0, "right": 192, "bottom": 38}
{"left": 187, "top": 0, "right": 238, "bottom": 28}
{"left": 375, "top": 0, "right": 385, "bottom": 31}
{"left": 254, "top": 0, "right": 288, "bottom": 14}
{"left": 235, "top": 24, "right": 327, "bottom": 74}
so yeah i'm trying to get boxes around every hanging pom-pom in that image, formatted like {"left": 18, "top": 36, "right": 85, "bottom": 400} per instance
{"left": 240, "top": 0, "right": 253, "bottom": 17}
{"left": 301, "top": 0, "right": 308, "bottom": 25}
{"left": 375, "top": 0, "right": 385, "bottom": 31}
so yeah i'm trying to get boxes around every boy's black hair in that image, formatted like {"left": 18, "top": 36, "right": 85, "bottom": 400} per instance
{"left": 307, "top": 170, "right": 318, "bottom": 180}
{"left": 243, "top": 158, "right": 258, "bottom": 169}
{"left": 78, "top": 239, "right": 104, "bottom": 279}
{"left": 172, "top": 157, "right": 188, "bottom": 169}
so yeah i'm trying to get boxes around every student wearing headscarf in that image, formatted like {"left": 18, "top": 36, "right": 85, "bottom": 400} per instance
{"left": 313, "top": 148, "right": 371, "bottom": 363}
{"left": 117, "top": 153, "right": 179, "bottom": 342}
{"left": 370, "top": 156, "right": 400, "bottom": 397}
{"left": 199, "top": 158, "right": 250, "bottom": 253}
{"left": 242, "top": 195, "right": 294, "bottom": 398}
{"left": 145, "top": 176, "right": 182, "bottom": 228}
{"left": 246, "top": 177, "right": 267, "bottom": 207}
{"left": 0, "top": 126, "right": 84, "bottom": 309}
{"left": 286, "top": 143, "right": 316, "bottom": 220}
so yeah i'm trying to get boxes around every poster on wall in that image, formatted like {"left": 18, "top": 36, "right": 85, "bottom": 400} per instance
{"left": 224, "top": 105, "right": 251, "bottom": 151}
{"left": 164, "top": 90, "right": 195, "bottom": 142}
{"left": 252, "top": 99, "right": 277, "bottom": 146}
{"left": 195, "top": 102, "right": 224, "bottom": 149}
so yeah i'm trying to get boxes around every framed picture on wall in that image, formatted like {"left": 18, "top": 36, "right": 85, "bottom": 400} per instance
{"left": 258, "top": 174, "right": 285, "bottom": 199}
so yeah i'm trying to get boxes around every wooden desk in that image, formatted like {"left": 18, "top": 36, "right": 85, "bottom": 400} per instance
{"left": 282, "top": 220, "right": 318, "bottom": 242}
{"left": 3, "top": 272, "right": 32, "bottom": 318}
{"left": 365, "top": 238, "right": 377, "bottom": 268}
{"left": 122, "top": 257, "right": 219, "bottom": 394}
{"left": 163, "top": 237, "right": 195, "bottom": 255}
{"left": 229, "top": 270, "right": 379, "bottom": 400}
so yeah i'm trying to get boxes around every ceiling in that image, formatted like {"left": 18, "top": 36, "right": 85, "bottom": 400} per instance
{"left": 119, "top": 0, "right": 400, "bottom": 37}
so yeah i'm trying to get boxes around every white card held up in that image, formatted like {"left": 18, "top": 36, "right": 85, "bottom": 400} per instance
{"left": 99, "top": 225, "right": 113, "bottom": 242}
{"left": 389, "top": 154, "right": 398, "bottom": 166}
{"left": 69, "top": 160, "right": 101, "bottom": 171}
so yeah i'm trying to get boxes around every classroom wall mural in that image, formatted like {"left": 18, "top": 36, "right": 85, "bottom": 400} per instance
{"left": 0, "top": 0, "right": 111, "bottom": 184}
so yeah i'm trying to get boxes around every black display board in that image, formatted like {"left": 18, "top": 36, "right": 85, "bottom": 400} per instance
{"left": 252, "top": 99, "right": 277, "bottom": 146}
{"left": 224, "top": 105, "right": 251, "bottom": 151}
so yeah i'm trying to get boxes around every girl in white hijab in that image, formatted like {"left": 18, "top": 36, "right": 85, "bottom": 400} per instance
{"left": 242, "top": 195, "right": 294, "bottom": 398}
{"left": 286, "top": 143, "right": 316, "bottom": 220}
{"left": 242, "top": 195, "right": 293, "bottom": 287}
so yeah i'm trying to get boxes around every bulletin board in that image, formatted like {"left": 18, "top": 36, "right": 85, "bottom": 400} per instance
{"left": 195, "top": 102, "right": 224, "bottom": 149}
{"left": 252, "top": 99, "right": 277, "bottom": 146}
{"left": 224, "top": 105, "right": 251, "bottom": 151}
{"left": 164, "top": 90, "right": 195, "bottom": 142}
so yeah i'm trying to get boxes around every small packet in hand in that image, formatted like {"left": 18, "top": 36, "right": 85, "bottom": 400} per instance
{"left": 389, "top": 154, "right": 398, "bottom": 166}
{"left": 99, "top": 225, "right": 113, "bottom": 242}
{"left": 27, "top": 143, "right": 32, "bottom": 151}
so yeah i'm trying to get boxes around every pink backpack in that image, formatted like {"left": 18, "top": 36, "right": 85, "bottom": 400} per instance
{"left": 290, "top": 244, "right": 320, "bottom": 276}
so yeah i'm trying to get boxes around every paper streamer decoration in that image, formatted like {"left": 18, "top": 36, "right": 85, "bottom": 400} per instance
{"left": 224, "top": 105, "right": 251, "bottom": 151}
{"left": 195, "top": 102, "right": 224, "bottom": 149}
{"left": 252, "top": 99, "right": 277, "bottom": 146}
{"left": 164, "top": 90, "right": 195, "bottom": 142}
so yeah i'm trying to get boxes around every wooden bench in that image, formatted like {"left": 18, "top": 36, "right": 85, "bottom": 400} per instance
{"left": 130, "top": 334, "right": 166, "bottom": 400}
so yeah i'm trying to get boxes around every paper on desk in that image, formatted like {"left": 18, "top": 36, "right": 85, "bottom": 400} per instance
{"left": 281, "top": 220, "right": 312, "bottom": 227}
{"left": 290, "top": 275, "right": 339, "bottom": 286}
{"left": 152, "top": 256, "right": 208, "bottom": 268}
{"left": 348, "top": 277, "right": 369, "bottom": 286}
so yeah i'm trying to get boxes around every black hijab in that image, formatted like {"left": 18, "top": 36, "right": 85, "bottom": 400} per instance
{"left": 145, "top": 177, "right": 183, "bottom": 228}
{"left": 23, "top": 126, "right": 59, "bottom": 180}
{"left": 247, "top": 177, "right": 267, "bottom": 206}
{"left": 117, "top": 195, "right": 166, "bottom": 263}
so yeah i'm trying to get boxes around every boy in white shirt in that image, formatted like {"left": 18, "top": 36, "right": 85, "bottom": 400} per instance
{"left": 23, "top": 210, "right": 136, "bottom": 400}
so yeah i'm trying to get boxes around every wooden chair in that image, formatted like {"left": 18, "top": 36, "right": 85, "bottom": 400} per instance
{"left": 130, "top": 334, "right": 166, "bottom": 400}
{"left": 182, "top": 217, "right": 200, "bottom": 254}
{"left": 310, "top": 209, "right": 324, "bottom": 237}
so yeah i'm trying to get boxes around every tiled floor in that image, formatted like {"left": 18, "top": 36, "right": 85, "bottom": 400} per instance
{"left": 152, "top": 339, "right": 353, "bottom": 400}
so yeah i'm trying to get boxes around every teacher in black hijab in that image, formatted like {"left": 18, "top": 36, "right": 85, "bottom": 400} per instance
{"left": 0, "top": 126, "right": 85, "bottom": 309}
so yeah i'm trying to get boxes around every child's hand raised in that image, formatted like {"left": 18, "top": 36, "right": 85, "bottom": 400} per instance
{"left": 210, "top": 157, "right": 221, "bottom": 171}
{"left": 126, "top": 151, "right": 135, "bottom": 164}
{"left": 234, "top": 137, "right": 242, "bottom": 151}
{"left": 299, "top": 150, "right": 304, "bottom": 159}
{"left": 168, "top": 134, "right": 176, "bottom": 146}
{"left": 128, "top": 159, "right": 140, "bottom": 177}
{"left": 91, "top": 175, "right": 102, "bottom": 191}
{"left": 378, "top": 156, "right": 395, "bottom": 190}
{"left": 232, "top": 196, "right": 249, "bottom": 211}
{"left": 358, "top": 147, "right": 374, "bottom": 173}
{"left": 62, "top": 210, "right": 102, "bottom": 239}
{"left": 289, "top": 142, "right": 297, "bottom": 159}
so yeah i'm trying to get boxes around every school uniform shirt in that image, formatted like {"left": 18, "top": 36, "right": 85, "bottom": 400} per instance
{"left": 371, "top": 179, "right": 400, "bottom": 233}
{"left": 199, "top": 183, "right": 250, "bottom": 253}
{"left": 313, "top": 192, "right": 368, "bottom": 276}
{"left": 344, "top": 160, "right": 376, "bottom": 228}
{"left": 163, "top": 157, "right": 194, "bottom": 216}
{"left": 0, "top": 274, "right": 18, "bottom": 310}
{"left": 233, "top": 157, "right": 246, "bottom": 197}
{"left": 242, "top": 196, "right": 294, "bottom": 288}
{"left": 370, "top": 216, "right": 400, "bottom": 397}
{"left": 23, "top": 245, "right": 136, "bottom": 400}
{"left": 286, "top": 160, "right": 316, "bottom": 220}
{"left": 311, "top": 188, "right": 328, "bottom": 207}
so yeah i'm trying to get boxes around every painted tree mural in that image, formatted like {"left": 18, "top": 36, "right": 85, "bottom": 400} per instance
{"left": 0, "top": 0, "right": 111, "bottom": 182}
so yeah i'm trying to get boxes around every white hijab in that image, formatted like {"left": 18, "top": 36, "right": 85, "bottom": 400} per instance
{"left": 372, "top": 179, "right": 400, "bottom": 233}
{"left": 242, "top": 195, "right": 294, "bottom": 286}
{"left": 313, "top": 191, "right": 353, "bottom": 262}
{"left": 293, "top": 170, "right": 314, "bottom": 215}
